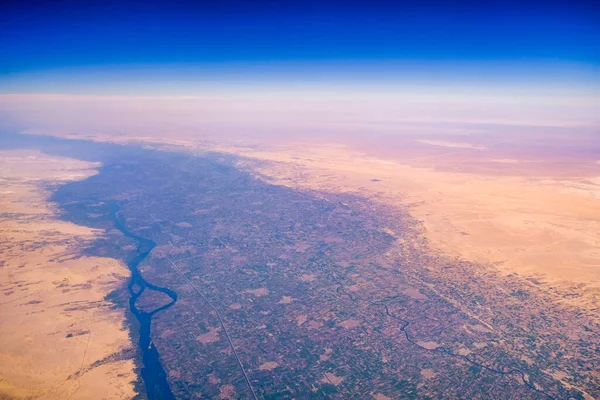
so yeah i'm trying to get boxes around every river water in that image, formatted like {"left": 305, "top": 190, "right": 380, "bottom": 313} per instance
{"left": 109, "top": 203, "right": 178, "bottom": 400}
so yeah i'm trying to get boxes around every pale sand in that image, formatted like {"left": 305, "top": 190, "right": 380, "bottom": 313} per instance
{"left": 415, "top": 139, "right": 487, "bottom": 150}
{"left": 196, "top": 328, "right": 221, "bottom": 344}
{"left": 243, "top": 287, "right": 269, "bottom": 296}
{"left": 0, "top": 150, "right": 136, "bottom": 399}
{"left": 258, "top": 361, "right": 279, "bottom": 371}
{"left": 214, "top": 142, "right": 600, "bottom": 318}
{"left": 30, "top": 132, "right": 600, "bottom": 318}
{"left": 339, "top": 319, "right": 361, "bottom": 329}
{"left": 322, "top": 372, "right": 344, "bottom": 386}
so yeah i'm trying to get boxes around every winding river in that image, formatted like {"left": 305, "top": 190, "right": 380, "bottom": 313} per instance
{"left": 109, "top": 203, "right": 178, "bottom": 400}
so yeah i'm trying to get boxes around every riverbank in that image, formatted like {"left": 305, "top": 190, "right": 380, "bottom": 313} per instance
{"left": 110, "top": 204, "right": 177, "bottom": 399}
{"left": 0, "top": 150, "right": 137, "bottom": 399}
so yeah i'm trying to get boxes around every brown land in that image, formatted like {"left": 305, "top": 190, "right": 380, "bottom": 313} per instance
{"left": 231, "top": 143, "right": 600, "bottom": 284}
{"left": 16, "top": 126, "right": 600, "bottom": 398}
{"left": 227, "top": 140, "right": 600, "bottom": 319}
{"left": 0, "top": 150, "right": 136, "bottom": 399}
{"left": 47, "top": 129, "right": 600, "bottom": 320}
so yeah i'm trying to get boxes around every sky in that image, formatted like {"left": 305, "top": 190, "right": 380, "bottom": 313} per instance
{"left": 1, "top": 0, "right": 598, "bottom": 90}
{"left": 0, "top": 0, "right": 599, "bottom": 140}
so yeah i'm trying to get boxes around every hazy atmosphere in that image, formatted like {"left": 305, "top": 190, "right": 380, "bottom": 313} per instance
{"left": 1, "top": 1, "right": 599, "bottom": 399}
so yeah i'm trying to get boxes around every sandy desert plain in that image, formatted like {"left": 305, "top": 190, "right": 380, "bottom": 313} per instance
{"left": 59, "top": 126, "right": 600, "bottom": 315}
{"left": 1, "top": 123, "right": 599, "bottom": 398}
{"left": 0, "top": 150, "right": 136, "bottom": 399}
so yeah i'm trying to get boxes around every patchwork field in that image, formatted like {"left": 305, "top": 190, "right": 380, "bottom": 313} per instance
{"left": 2, "top": 130, "right": 598, "bottom": 399}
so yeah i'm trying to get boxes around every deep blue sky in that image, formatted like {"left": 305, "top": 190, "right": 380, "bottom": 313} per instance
{"left": 0, "top": 0, "right": 599, "bottom": 91}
